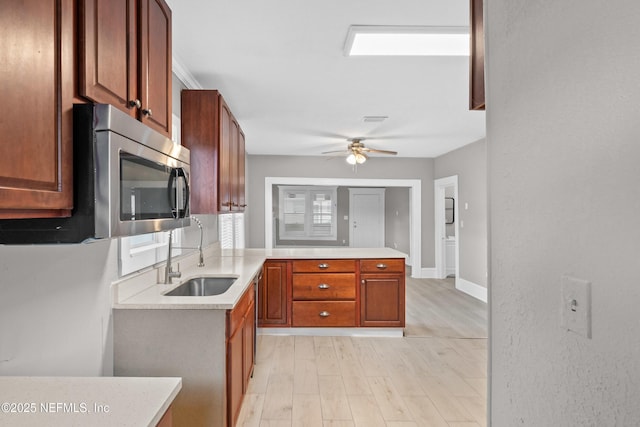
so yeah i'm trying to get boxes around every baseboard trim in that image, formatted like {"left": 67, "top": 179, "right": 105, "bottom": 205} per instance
{"left": 258, "top": 327, "right": 404, "bottom": 338}
{"left": 419, "top": 268, "right": 437, "bottom": 278}
{"left": 456, "top": 277, "right": 488, "bottom": 303}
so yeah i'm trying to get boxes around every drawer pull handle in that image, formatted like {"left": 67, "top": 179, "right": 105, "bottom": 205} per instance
{"left": 319, "top": 311, "right": 330, "bottom": 317}
{"left": 318, "top": 283, "right": 330, "bottom": 289}
{"left": 318, "top": 263, "right": 329, "bottom": 269}
{"left": 376, "top": 263, "right": 387, "bottom": 269}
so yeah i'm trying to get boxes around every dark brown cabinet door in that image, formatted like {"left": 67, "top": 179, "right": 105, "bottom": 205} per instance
{"left": 181, "top": 90, "right": 246, "bottom": 214}
{"left": 226, "top": 323, "right": 243, "bottom": 427}
{"left": 79, "top": 0, "right": 137, "bottom": 117}
{"left": 0, "top": 0, "right": 74, "bottom": 218}
{"left": 236, "top": 130, "right": 246, "bottom": 212}
{"left": 360, "top": 274, "right": 405, "bottom": 327}
{"left": 218, "top": 98, "right": 233, "bottom": 212}
{"left": 243, "top": 299, "right": 255, "bottom": 391}
{"left": 79, "top": 0, "right": 171, "bottom": 136}
{"left": 258, "top": 261, "right": 290, "bottom": 326}
{"left": 469, "top": 0, "right": 485, "bottom": 110}
{"left": 229, "top": 119, "right": 239, "bottom": 211}
{"left": 139, "top": 0, "right": 172, "bottom": 135}
{"left": 180, "top": 90, "right": 220, "bottom": 214}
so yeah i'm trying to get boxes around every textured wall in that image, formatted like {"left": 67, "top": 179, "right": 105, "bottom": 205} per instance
{"left": 0, "top": 240, "right": 118, "bottom": 376}
{"left": 434, "top": 138, "right": 487, "bottom": 287}
{"left": 487, "top": 0, "right": 640, "bottom": 425}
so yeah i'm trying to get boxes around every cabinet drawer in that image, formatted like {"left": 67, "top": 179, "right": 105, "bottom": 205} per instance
{"left": 292, "top": 259, "right": 356, "bottom": 273}
{"left": 292, "top": 301, "right": 356, "bottom": 327}
{"left": 227, "top": 285, "right": 254, "bottom": 336}
{"left": 359, "top": 258, "right": 405, "bottom": 273}
{"left": 292, "top": 273, "right": 356, "bottom": 300}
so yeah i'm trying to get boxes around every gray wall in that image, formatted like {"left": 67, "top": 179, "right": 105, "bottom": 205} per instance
{"left": 434, "top": 138, "right": 487, "bottom": 287}
{"left": 487, "top": 1, "right": 640, "bottom": 425}
{"left": 246, "top": 155, "right": 434, "bottom": 268}
{"left": 0, "top": 240, "right": 118, "bottom": 376}
{"left": 384, "top": 187, "right": 410, "bottom": 256}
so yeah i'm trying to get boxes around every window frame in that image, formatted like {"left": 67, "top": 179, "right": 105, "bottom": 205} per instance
{"left": 277, "top": 185, "right": 338, "bottom": 241}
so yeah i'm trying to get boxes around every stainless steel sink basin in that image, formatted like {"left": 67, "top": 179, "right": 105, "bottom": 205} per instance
{"left": 164, "top": 276, "right": 237, "bottom": 296}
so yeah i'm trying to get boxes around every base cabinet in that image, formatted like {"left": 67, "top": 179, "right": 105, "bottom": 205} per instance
{"left": 258, "top": 258, "right": 405, "bottom": 330}
{"left": 226, "top": 285, "right": 255, "bottom": 427}
{"left": 114, "top": 281, "right": 258, "bottom": 427}
{"left": 360, "top": 259, "right": 406, "bottom": 327}
{"left": 258, "top": 260, "right": 290, "bottom": 327}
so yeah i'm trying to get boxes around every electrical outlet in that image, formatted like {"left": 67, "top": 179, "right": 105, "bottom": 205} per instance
{"left": 561, "top": 275, "right": 592, "bottom": 338}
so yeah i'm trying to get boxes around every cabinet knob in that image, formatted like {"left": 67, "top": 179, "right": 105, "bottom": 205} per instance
{"left": 376, "top": 263, "right": 387, "bottom": 269}
{"left": 129, "top": 99, "right": 141, "bottom": 109}
{"left": 318, "top": 283, "right": 330, "bottom": 289}
{"left": 142, "top": 108, "right": 153, "bottom": 117}
{"left": 361, "top": 279, "right": 366, "bottom": 285}
{"left": 318, "top": 263, "right": 329, "bottom": 269}
{"left": 319, "top": 311, "right": 330, "bottom": 317}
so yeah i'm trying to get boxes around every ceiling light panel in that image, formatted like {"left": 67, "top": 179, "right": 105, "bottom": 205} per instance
{"left": 345, "top": 25, "right": 469, "bottom": 56}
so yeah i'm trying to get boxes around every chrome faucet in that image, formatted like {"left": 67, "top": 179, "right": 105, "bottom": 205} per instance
{"left": 190, "top": 215, "right": 205, "bottom": 267}
{"left": 164, "top": 230, "right": 182, "bottom": 284}
{"left": 162, "top": 216, "right": 205, "bottom": 284}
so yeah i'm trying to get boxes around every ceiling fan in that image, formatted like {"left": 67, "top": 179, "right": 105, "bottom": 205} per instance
{"left": 322, "top": 138, "right": 397, "bottom": 165}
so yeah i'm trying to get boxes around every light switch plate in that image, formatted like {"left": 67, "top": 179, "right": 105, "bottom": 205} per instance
{"left": 561, "top": 275, "right": 592, "bottom": 338}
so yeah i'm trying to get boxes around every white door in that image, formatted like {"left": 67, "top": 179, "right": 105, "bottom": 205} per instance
{"left": 349, "top": 188, "right": 385, "bottom": 248}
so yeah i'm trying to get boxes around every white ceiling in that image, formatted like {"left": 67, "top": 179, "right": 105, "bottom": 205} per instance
{"left": 166, "top": 0, "right": 485, "bottom": 158}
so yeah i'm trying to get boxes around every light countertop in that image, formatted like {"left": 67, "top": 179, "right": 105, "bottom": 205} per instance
{"left": 0, "top": 376, "right": 181, "bottom": 427}
{"left": 113, "top": 247, "right": 406, "bottom": 310}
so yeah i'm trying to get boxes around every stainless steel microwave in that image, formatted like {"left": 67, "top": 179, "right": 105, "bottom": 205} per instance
{"left": 0, "top": 104, "right": 190, "bottom": 243}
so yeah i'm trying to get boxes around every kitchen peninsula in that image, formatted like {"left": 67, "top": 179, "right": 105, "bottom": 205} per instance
{"left": 113, "top": 246, "right": 406, "bottom": 427}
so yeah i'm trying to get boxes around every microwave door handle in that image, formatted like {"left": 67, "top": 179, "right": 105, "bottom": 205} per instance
{"left": 167, "top": 168, "right": 190, "bottom": 218}
{"left": 180, "top": 169, "right": 190, "bottom": 218}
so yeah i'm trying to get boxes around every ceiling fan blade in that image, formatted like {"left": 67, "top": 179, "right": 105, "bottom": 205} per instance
{"left": 321, "top": 149, "right": 349, "bottom": 154}
{"left": 362, "top": 148, "right": 398, "bottom": 155}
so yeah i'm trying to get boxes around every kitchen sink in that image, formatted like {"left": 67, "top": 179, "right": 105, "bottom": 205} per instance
{"left": 164, "top": 276, "right": 237, "bottom": 297}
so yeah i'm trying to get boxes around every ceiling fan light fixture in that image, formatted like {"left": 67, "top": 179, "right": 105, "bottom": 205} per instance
{"left": 346, "top": 151, "right": 367, "bottom": 165}
{"left": 344, "top": 25, "right": 469, "bottom": 56}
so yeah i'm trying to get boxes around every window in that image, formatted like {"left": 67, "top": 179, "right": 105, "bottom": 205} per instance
{"left": 219, "top": 213, "right": 245, "bottom": 249}
{"left": 278, "top": 186, "right": 337, "bottom": 240}
{"left": 119, "top": 229, "right": 182, "bottom": 276}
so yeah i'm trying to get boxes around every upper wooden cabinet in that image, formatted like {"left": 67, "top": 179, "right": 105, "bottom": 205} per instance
{"left": 181, "top": 90, "right": 247, "bottom": 214}
{"left": 469, "top": 0, "right": 485, "bottom": 110}
{"left": 79, "top": 0, "right": 172, "bottom": 136}
{"left": 0, "top": 0, "right": 75, "bottom": 219}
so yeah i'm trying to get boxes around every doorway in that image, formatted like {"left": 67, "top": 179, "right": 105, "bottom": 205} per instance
{"left": 348, "top": 188, "right": 385, "bottom": 248}
{"left": 264, "top": 177, "right": 422, "bottom": 278}
{"left": 434, "top": 175, "right": 459, "bottom": 281}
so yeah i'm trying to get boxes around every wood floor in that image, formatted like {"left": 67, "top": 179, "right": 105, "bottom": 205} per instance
{"left": 238, "top": 278, "right": 488, "bottom": 427}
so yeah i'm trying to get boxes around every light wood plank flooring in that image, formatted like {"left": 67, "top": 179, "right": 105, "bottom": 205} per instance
{"left": 238, "top": 277, "right": 488, "bottom": 427}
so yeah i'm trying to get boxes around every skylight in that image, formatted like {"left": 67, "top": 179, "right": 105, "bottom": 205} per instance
{"left": 344, "top": 25, "right": 470, "bottom": 56}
